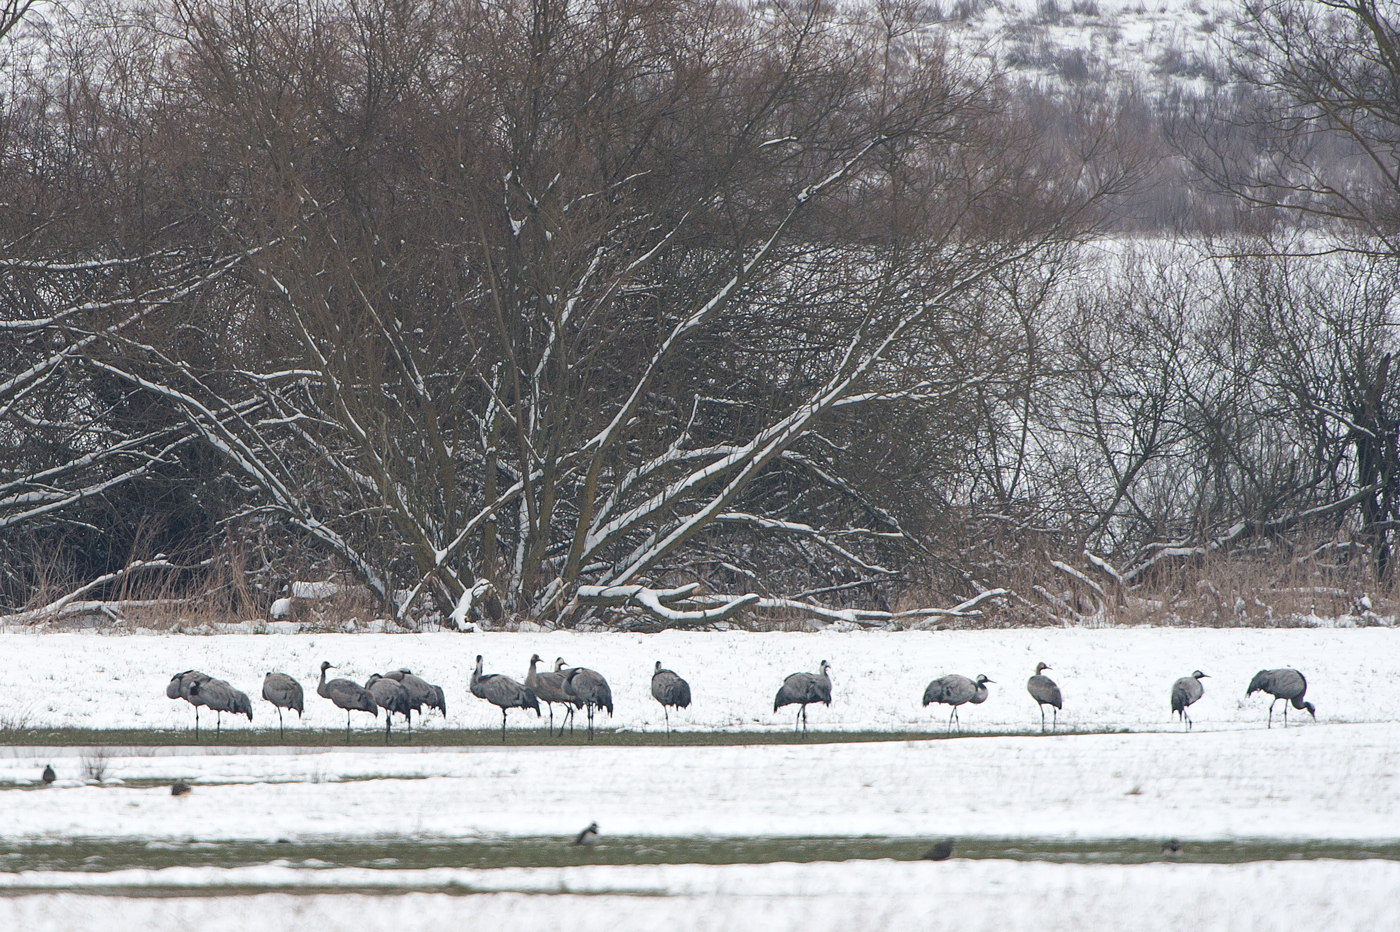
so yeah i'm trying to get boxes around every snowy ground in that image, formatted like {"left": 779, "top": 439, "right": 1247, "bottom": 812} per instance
{"left": 0, "top": 859, "right": 1397, "bottom": 931}
{"left": 3, "top": 723, "right": 1398, "bottom": 842}
{"left": 0, "top": 627, "right": 1393, "bottom": 734}
{"left": 3, "top": 627, "right": 1396, "bottom": 928}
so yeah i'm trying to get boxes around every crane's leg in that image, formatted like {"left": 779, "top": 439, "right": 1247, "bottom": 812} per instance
{"left": 947, "top": 708, "right": 955, "bottom": 732}
{"left": 195, "top": 707, "right": 200, "bottom": 742}
{"left": 501, "top": 708, "right": 508, "bottom": 744}
{"left": 1053, "top": 708, "right": 1058, "bottom": 732}
{"left": 1283, "top": 703, "right": 1288, "bottom": 728}
{"left": 794, "top": 707, "right": 801, "bottom": 734}
{"left": 1040, "top": 705, "right": 1046, "bottom": 733}
{"left": 217, "top": 711, "right": 223, "bottom": 740}
{"left": 802, "top": 705, "right": 809, "bottom": 736}
{"left": 1186, "top": 710, "right": 1192, "bottom": 731}
{"left": 384, "top": 715, "right": 391, "bottom": 745}
{"left": 664, "top": 706, "right": 671, "bottom": 737}
{"left": 588, "top": 705, "right": 596, "bottom": 741}
{"left": 346, "top": 711, "right": 352, "bottom": 744}
{"left": 547, "top": 703, "right": 554, "bottom": 734}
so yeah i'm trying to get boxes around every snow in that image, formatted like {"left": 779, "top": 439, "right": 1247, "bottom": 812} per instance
{"left": 0, "top": 627, "right": 1395, "bottom": 734}
{"left": 2, "top": 722, "right": 1398, "bottom": 843}
{"left": 938, "top": 0, "right": 1237, "bottom": 98}
{"left": 2, "top": 626, "right": 1396, "bottom": 928}
{"left": 0, "top": 859, "right": 1397, "bottom": 931}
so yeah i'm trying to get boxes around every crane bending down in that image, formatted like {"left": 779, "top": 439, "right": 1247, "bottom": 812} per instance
{"left": 526, "top": 654, "right": 579, "bottom": 737}
{"left": 563, "top": 664, "right": 614, "bottom": 741}
{"left": 774, "top": 660, "right": 832, "bottom": 735}
{"left": 385, "top": 668, "right": 446, "bottom": 733}
{"left": 317, "top": 661, "right": 378, "bottom": 742}
{"left": 187, "top": 676, "right": 252, "bottom": 739}
{"left": 1170, "top": 670, "right": 1208, "bottom": 731}
{"left": 651, "top": 661, "right": 691, "bottom": 736}
{"left": 1026, "top": 663, "right": 1062, "bottom": 733}
{"left": 470, "top": 655, "right": 540, "bottom": 742}
{"left": 1246, "top": 668, "right": 1315, "bottom": 728}
{"left": 167, "top": 670, "right": 212, "bottom": 739}
{"left": 262, "top": 672, "right": 304, "bottom": 740}
{"left": 366, "top": 674, "right": 413, "bottom": 744}
{"left": 923, "top": 674, "right": 992, "bottom": 731}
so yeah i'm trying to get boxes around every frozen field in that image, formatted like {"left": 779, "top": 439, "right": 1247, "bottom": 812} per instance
{"left": 2, "top": 626, "right": 1397, "bottom": 929}
{"left": 1, "top": 627, "right": 1395, "bottom": 734}
{"left": 3, "top": 724, "right": 1399, "bottom": 842}
{"left": 2, "top": 859, "right": 1399, "bottom": 932}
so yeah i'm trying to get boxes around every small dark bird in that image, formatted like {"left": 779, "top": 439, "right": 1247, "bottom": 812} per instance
{"left": 922, "top": 840, "right": 955, "bottom": 860}
{"left": 1027, "top": 662, "right": 1062, "bottom": 732}
{"left": 774, "top": 660, "right": 832, "bottom": 735}
{"left": 1171, "top": 671, "right": 1209, "bottom": 731}
{"left": 317, "top": 661, "right": 378, "bottom": 743}
{"left": 1246, "top": 668, "right": 1316, "bottom": 728}
{"left": 562, "top": 664, "right": 614, "bottom": 741}
{"left": 186, "top": 676, "right": 253, "bottom": 739}
{"left": 573, "top": 822, "right": 600, "bottom": 846}
{"left": 41, "top": 764, "right": 55, "bottom": 785}
{"left": 262, "top": 672, "right": 304, "bottom": 740}
{"left": 1162, "top": 838, "right": 1182, "bottom": 858}
{"left": 651, "top": 661, "right": 692, "bottom": 736}
{"left": 923, "top": 674, "right": 992, "bottom": 731}
{"left": 171, "top": 782, "right": 191, "bottom": 796}
{"left": 470, "top": 655, "right": 541, "bottom": 742}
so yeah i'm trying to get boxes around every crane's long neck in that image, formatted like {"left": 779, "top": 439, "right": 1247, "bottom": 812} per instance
{"left": 471, "top": 658, "right": 483, "bottom": 688}
{"left": 526, "top": 658, "right": 538, "bottom": 687}
{"left": 317, "top": 667, "right": 330, "bottom": 699}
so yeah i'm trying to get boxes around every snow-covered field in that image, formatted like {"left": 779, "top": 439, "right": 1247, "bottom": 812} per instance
{"left": 0, "top": 627, "right": 1393, "bottom": 733}
{"left": 3, "top": 627, "right": 1397, "bottom": 928}
{"left": 3, "top": 723, "right": 1399, "bottom": 841}
{"left": 2, "top": 859, "right": 1399, "bottom": 932}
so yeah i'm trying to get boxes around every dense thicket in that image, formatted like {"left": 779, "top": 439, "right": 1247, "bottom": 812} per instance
{"left": 2, "top": 0, "right": 1399, "bottom": 627}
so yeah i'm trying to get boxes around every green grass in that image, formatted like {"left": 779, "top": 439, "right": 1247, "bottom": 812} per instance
{"left": 0, "top": 725, "right": 1131, "bottom": 748}
{"left": 2, "top": 836, "right": 1395, "bottom": 875}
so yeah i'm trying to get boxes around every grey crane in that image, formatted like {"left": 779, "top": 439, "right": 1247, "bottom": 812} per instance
{"left": 526, "top": 654, "right": 579, "bottom": 737}
{"left": 317, "top": 661, "right": 378, "bottom": 742}
{"left": 166, "top": 669, "right": 212, "bottom": 738}
{"left": 261, "top": 672, "right": 304, "bottom": 740}
{"left": 41, "top": 764, "right": 55, "bottom": 785}
{"left": 365, "top": 674, "right": 412, "bottom": 744}
{"left": 186, "top": 676, "right": 253, "bottom": 739}
{"left": 922, "top": 674, "right": 992, "bottom": 731}
{"left": 1246, "top": 668, "right": 1316, "bottom": 728}
{"left": 651, "top": 661, "right": 692, "bottom": 736}
{"left": 563, "top": 664, "right": 614, "bottom": 741}
{"left": 573, "top": 822, "right": 600, "bottom": 847}
{"left": 1027, "top": 662, "right": 1062, "bottom": 732}
{"left": 385, "top": 668, "right": 447, "bottom": 731}
{"left": 773, "top": 660, "right": 832, "bottom": 735}
{"left": 470, "top": 654, "right": 541, "bottom": 742}
{"left": 1170, "top": 670, "right": 1209, "bottom": 731}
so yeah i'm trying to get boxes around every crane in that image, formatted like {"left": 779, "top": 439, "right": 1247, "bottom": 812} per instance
{"left": 922, "top": 674, "right": 992, "bottom": 731}
{"left": 316, "top": 661, "right": 378, "bottom": 742}
{"left": 774, "top": 660, "right": 832, "bottom": 735}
